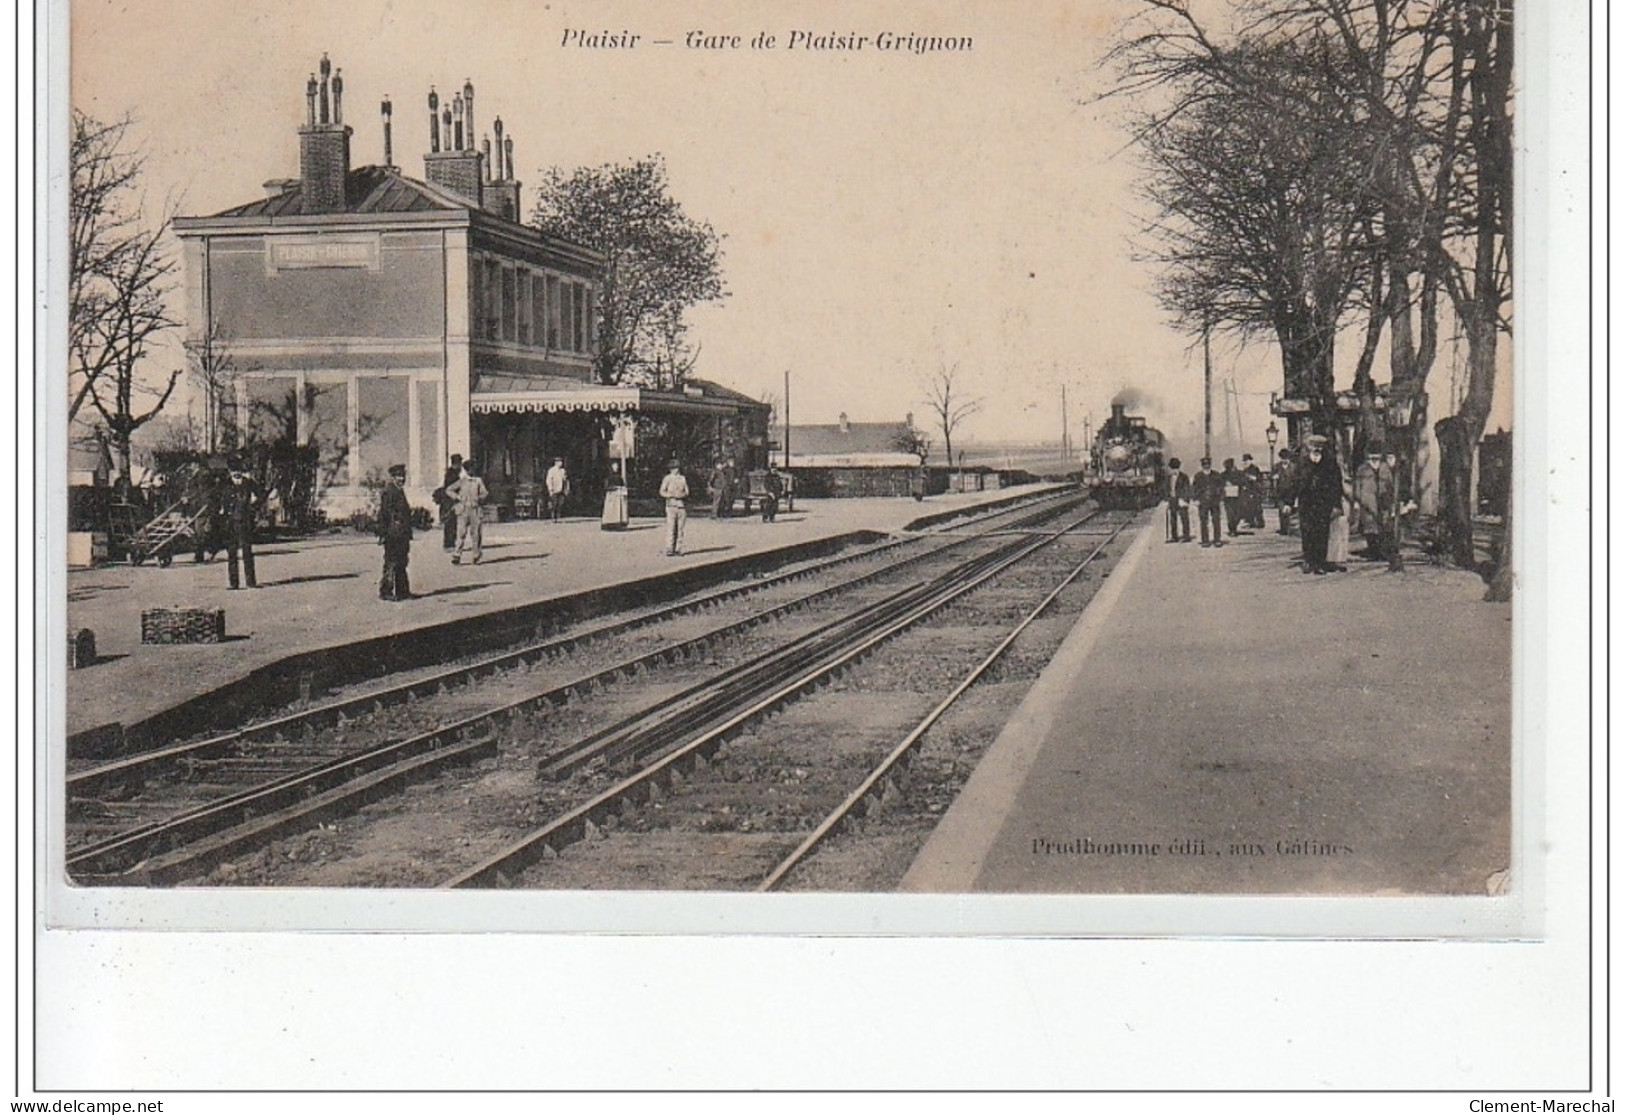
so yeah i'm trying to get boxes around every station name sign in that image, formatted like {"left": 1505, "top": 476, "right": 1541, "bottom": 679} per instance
{"left": 266, "top": 235, "right": 381, "bottom": 272}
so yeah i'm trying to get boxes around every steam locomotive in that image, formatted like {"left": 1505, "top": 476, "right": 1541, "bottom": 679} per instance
{"left": 1087, "top": 402, "right": 1165, "bottom": 510}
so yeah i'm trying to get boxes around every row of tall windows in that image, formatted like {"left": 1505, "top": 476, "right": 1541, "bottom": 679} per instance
{"left": 476, "top": 255, "right": 593, "bottom": 356}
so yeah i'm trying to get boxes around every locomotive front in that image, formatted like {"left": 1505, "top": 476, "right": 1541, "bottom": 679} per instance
{"left": 1087, "top": 403, "right": 1165, "bottom": 510}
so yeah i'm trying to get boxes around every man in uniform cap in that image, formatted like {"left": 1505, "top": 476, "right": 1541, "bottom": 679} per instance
{"left": 377, "top": 463, "right": 414, "bottom": 600}
{"left": 221, "top": 455, "right": 262, "bottom": 589}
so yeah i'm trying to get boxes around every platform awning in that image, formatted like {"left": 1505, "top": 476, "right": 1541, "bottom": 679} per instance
{"left": 470, "top": 386, "right": 642, "bottom": 414}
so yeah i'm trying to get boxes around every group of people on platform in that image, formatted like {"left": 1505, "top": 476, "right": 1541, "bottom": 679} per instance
{"left": 1162, "top": 453, "right": 1267, "bottom": 549}
{"left": 376, "top": 454, "right": 792, "bottom": 600}
{"left": 1164, "top": 440, "right": 1407, "bottom": 575}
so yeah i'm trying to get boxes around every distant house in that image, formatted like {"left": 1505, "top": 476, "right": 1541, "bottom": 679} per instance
{"left": 771, "top": 413, "right": 941, "bottom": 498}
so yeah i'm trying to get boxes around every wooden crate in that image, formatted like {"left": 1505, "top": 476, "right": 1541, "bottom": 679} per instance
{"left": 141, "top": 607, "right": 225, "bottom": 645}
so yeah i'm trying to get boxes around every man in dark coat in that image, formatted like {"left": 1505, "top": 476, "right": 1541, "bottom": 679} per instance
{"left": 435, "top": 453, "right": 463, "bottom": 551}
{"left": 1296, "top": 437, "right": 1345, "bottom": 574}
{"left": 221, "top": 457, "right": 262, "bottom": 589}
{"left": 1220, "top": 458, "right": 1245, "bottom": 536}
{"left": 1240, "top": 453, "right": 1266, "bottom": 529}
{"left": 1190, "top": 457, "right": 1224, "bottom": 547}
{"left": 377, "top": 463, "right": 415, "bottom": 600}
{"left": 761, "top": 467, "right": 784, "bottom": 523}
{"left": 1273, "top": 448, "right": 1299, "bottom": 535}
{"left": 1164, "top": 457, "right": 1192, "bottom": 543}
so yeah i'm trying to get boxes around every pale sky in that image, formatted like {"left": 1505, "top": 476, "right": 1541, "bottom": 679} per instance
{"left": 69, "top": 0, "right": 1507, "bottom": 459}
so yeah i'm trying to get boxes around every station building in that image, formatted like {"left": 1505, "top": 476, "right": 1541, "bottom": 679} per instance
{"left": 174, "top": 55, "right": 767, "bottom": 517}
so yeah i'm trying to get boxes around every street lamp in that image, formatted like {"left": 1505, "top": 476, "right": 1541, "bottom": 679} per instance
{"left": 1265, "top": 421, "right": 1279, "bottom": 464}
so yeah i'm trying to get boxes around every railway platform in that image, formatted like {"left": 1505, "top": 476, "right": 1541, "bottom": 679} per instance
{"left": 901, "top": 519, "right": 1513, "bottom": 896}
{"left": 62, "top": 486, "right": 1054, "bottom": 755}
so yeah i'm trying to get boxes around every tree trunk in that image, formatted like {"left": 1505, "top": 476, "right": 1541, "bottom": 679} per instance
{"left": 1276, "top": 306, "right": 1337, "bottom": 434}
{"left": 1436, "top": 309, "right": 1498, "bottom": 572}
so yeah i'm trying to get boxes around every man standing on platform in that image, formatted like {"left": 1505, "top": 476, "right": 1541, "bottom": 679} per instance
{"left": 1296, "top": 436, "right": 1345, "bottom": 574}
{"left": 1164, "top": 457, "right": 1192, "bottom": 543}
{"left": 1273, "top": 447, "right": 1299, "bottom": 535}
{"left": 377, "top": 463, "right": 414, "bottom": 601}
{"left": 708, "top": 459, "right": 730, "bottom": 519}
{"left": 545, "top": 456, "right": 571, "bottom": 522}
{"left": 449, "top": 459, "right": 488, "bottom": 565}
{"left": 1191, "top": 457, "right": 1224, "bottom": 547}
{"left": 660, "top": 459, "right": 691, "bottom": 555}
{"left": 1240, "top": 453, "right": 1266, "bottom": 529}
{"left": 221, "top": 456, "right": 262, "bottom": 590}
{"left": 434, "top": 453, "right": 462, "bottom": 552}
{"left": 1220, "top": 457, "right": 1245, "bottom": 536}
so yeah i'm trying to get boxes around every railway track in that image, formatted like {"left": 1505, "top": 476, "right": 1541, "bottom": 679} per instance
{"left": 66, "top": 490, "right": 1100, "bottom": 885}
{"left": 443, "top": 507, "right": 1139, "bottom": 890}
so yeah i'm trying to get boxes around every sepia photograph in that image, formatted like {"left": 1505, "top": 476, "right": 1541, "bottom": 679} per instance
{"left": 51, "top": 0, "right": 1531, "bottom": 912}
{"left": 33, "top": 0, "right": 1597, "bottom": 1098}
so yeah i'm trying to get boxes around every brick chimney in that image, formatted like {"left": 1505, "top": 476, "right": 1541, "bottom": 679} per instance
{"left": 423, "top": 77, "right": 484, "bottom": 207}
{"left": 299, "top": 53, "right": 352, "bottom": 214}
{"left": 482, "top": 117, "right": 522, "bottom": 221}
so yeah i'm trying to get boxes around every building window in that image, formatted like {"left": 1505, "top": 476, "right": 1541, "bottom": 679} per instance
{"left": 501, "top": 266, "right": 517, "bottom": 343}
{"left": 240, "top": 376, "right": 299, "bottom": 448}
{"left": 517, "top": 270, "right": 532, "bottom": 346}
{"left": 484, "top": 258, "right": 501, "bottom": 341}
{"left": 357, "top": 376, "right": 411, "bottom": 486}
{"left": 583, "top": 289, "right": 595, "bottom": 355}
{"left": 415, "top": 380, "right": 441, "bottom": 488}
{"left": 578, "top": 284, "right": 591, "bottom": 354}
{"left": 546, "top": 275, "right": 560, "bottom": 349}
{"left": 304, "top": 378, "right": 350, "bottom": 487}
{"left": 532, "top": 274, "right": 547, "bottom": 351}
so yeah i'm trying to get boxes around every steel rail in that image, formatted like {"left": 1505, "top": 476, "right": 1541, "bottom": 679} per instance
{"left": 69, "top": 495, "right": 1094, "bottom": 880}
{"left": 757, "top": 513, "right": 1137, "bottom": 891}
{"left": 70, "top": 489, "right": 1081, "bottom": 802}
{"left": 441, "top": 507, "right": 1115, "bottom": 889}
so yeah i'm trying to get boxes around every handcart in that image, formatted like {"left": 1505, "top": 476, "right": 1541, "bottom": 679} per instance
{"left": 123, "top": 502, "right": 211, "bottom": 567}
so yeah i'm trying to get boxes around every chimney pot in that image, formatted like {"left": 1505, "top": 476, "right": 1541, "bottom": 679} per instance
{"left": 331, "top": 68, "right": 344, "bottom": 125}
{"left": 381, "top": 96, "right": 394, "bottom": 167}
{"left": 319, "top": 53, "right": 331, "bottom": 124}
{"left": 839, "top": 412, "right": 850, "bottom": 433}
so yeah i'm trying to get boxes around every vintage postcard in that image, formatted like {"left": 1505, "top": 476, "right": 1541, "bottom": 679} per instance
{"left": 33, "top": 0, "right": 1594, "bottom": 1095}
{"left": 48, "top": 0, "right": 1573, "bottom": 931}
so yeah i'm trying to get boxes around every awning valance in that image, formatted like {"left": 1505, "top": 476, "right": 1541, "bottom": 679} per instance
{"left": 471, "top": 387, "right": 642, "bottom": 414}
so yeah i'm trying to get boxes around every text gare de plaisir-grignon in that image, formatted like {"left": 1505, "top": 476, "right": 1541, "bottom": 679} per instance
{"left": 562, "top": 29, "right": 975, "bottom": 54}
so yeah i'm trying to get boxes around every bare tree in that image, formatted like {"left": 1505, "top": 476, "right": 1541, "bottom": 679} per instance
{"left": 920, "top": 364, "right": 982, "bottom": 469}
{"left": 184, "top": 320, "right": 252, "bottom": 455}
{"left": 1113, "top": 0, "right": 1512, "bottom": 588}
{"left": 1115, "top": 20, "right": 1378, "bottom": 427}
{"left": 70, "top": 109, "right": 181, "bottom": 487}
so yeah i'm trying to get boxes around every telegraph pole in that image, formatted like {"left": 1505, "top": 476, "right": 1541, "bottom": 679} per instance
{"left": 1061, "top": 383, "right": 1069, "bottom": 460}
{"left": 1203, "top": 323, "right": 1213, "bottom": 461}
{"left": 783, "top": 369, "right": 791, "bottom": 469}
